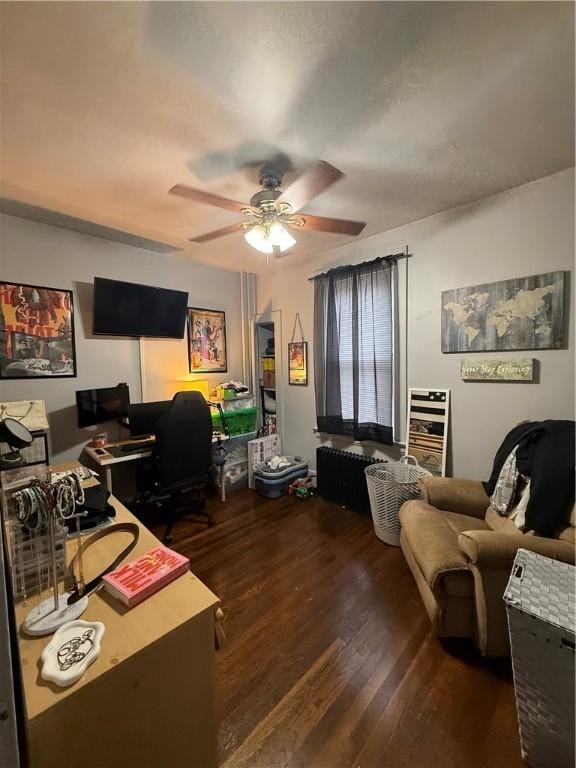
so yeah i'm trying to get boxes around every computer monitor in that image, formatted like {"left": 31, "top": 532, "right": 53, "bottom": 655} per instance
{"left": 127, "top": 401, "right": 171, "bottom": 437}
{"left": 76, "top": 384, "right": 130, "bottom": 428}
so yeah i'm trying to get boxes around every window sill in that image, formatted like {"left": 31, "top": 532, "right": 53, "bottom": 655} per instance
{"left": 311, "top": 428, "right": 405, "bottom": 449}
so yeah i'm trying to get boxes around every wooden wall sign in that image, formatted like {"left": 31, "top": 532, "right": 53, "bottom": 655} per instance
{"left": 460, "top": 358, "right": 534, "bottom": 381}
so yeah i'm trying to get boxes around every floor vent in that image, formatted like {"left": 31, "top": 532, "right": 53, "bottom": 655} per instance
{"left": 316, "top": 447, "right": 385, "bottom": 516}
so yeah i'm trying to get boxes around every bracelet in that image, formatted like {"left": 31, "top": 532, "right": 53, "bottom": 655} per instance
{"left": 13, "top": 485, "right": 46, "bottom": 532}
{"left": 13, "top": 473, "right": 87, "bottom": 530}
{"left": 28, "top": 486, "right": 45, "bottom": 532}
{"left": 14, "top": 489, "right": 28, "bottom": 522}
{"left": 71, "top": 471, "right": 85, "bottom": 506}
{"left": 55, "top": 481, "right": 75, "bottom": 519}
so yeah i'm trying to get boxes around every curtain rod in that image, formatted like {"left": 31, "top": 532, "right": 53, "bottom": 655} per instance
{"left": 308, "top": 246, "right": 411, "bottom": 281}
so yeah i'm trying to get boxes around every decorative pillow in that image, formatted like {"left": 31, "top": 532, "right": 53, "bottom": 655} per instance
{"left": 485, "top": 504, "right": 525, "bottom": 536}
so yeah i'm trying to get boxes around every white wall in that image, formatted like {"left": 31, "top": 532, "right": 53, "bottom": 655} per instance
{"left": 257, "top": 169, "right": 575, "bottom": 479}
{"left": 0, "top": 214, "right": 244, "bottom": 462}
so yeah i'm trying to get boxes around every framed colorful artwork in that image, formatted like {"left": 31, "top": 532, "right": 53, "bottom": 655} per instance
{"left": 187, "top": 308, "right": 227, "bottom": 373}
{"left": 405, "top": 388, "right": 450, "bottom": 476}
{"left": 288, "top": 341, "right": 308, "bottom": 386}
{"left": 0, "top": 282, "right": 77, "bottom": 379}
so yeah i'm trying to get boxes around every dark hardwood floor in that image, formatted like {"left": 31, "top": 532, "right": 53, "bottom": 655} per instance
{"left": 148, "top": 488, "right": 524, "bottom": 768}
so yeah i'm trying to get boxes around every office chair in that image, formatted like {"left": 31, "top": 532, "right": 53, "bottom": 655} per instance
{"left": 149, "top": 391, "right": 214, "bottom": 544}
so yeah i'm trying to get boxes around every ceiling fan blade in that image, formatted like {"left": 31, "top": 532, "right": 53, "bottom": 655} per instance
{"left": 190, "top": 223, "right": 244, "bottom": 243}
{"left": 169, "top": 184, "right": 246, "bottom": 214}
{"left": 276, "top": 161, "right": 344, "bottom": 212}
{"left": 295, "top": 213, "right": 366, "bottom": 236}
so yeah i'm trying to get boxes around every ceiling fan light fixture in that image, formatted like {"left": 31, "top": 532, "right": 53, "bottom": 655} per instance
{"left": 244, "top": 222, "right": 296, "bottom": 254}
{"left": 172, "top": 159, "right": 367, "bottom": 251}
{"left": 244, "top": 224, "right": 273, "bottom": 254}
{"left": 269, "top": 222, "right": 296, "bottom": 252}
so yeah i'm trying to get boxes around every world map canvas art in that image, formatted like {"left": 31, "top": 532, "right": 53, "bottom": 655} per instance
{"left": 441, "top": 271, "right": 565, "bottom": 353}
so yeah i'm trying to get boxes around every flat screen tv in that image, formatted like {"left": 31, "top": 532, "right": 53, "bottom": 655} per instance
{"left": 76, "top": 384, "right": 130, "bottom": 428}
{"left": 93, "top": 277, "right": 188, "bottom": 338}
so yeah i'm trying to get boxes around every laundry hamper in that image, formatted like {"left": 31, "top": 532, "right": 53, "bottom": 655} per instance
{"left": 364, "top": 455, "right": 431, "bottom": 546}
{"left": 504, "top": 549, "right": 575, "bottom": 768}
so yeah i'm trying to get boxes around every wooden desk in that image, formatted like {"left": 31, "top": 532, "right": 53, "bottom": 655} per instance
{"left": 14, "top": 468, "right": 219, "bottom": 768}
{"left": 83, "top": 431, "right": 242, "bottom": 500}
{"left": 83, "top": 440, "right": 153, "bottom": 493}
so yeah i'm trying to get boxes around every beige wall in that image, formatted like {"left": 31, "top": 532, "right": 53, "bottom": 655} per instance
{"left": 257, "top": 168, "right": 575, "bottom": 480}
{"left": 0, "top": 214, "right": 244, "bottom": 462}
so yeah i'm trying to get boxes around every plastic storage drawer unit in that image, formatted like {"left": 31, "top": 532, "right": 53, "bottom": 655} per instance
{"left": 254, "top": 457, "right": 308, "bottom": 499}
{"left": 211, "top": 407, "right": 257, "bottom": 436}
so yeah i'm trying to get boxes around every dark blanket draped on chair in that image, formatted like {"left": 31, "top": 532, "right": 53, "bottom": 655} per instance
{"left": 313, "top": 256, "right": 397, "bottom": 445}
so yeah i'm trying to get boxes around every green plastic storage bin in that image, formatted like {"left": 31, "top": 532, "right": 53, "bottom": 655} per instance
{"left": 211, "top": 406, "right": 257, "bottom": 436}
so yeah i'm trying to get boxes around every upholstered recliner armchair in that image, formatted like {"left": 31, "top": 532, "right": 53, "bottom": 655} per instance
{"left": 399, "top": 476, "right": 575, "bottom": 657}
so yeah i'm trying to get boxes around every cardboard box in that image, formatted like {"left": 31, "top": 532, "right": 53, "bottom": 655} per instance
{"left": 263, "top": 370, "right": 275, "bottom": 389}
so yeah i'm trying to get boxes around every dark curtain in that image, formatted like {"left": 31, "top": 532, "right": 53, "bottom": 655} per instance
{"left": 314, "top": 257, "right": 396, "bottom": 444}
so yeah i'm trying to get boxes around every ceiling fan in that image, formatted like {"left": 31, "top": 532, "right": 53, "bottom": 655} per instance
{"left": 169, "top": 160, "right": 366, "bottom": 257}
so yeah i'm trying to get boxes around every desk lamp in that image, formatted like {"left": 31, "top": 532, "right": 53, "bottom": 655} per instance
{"left": 179, "top": 379, "right": 210, "bottom": 401}
{"left": 0, "top": 418, "right": 33, "bottom": 468}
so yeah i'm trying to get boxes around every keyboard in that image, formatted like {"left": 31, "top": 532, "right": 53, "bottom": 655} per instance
{"left": 118, "top": 440, "right": 154, "bottom": 453}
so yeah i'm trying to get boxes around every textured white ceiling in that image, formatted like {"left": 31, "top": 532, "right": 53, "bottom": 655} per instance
{"left": 1, "top": 2, "right": 574, "bottom": 274}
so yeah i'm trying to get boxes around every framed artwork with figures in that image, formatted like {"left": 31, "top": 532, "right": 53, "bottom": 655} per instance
{"left": 288, "top": 341, "right": 308, "bottom": 386}
{"left": 0, "top": 281, "right": 77, "bottom": 379}
{"left": 187, "top": 307, "right": 227, "bottom": 373}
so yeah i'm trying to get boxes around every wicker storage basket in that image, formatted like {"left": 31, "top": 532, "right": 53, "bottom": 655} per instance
{"left": 504, "top": 549, "right": 575, "bottom": 768}
{"left": 364, "top": 455, "right": 431, "bottom": 546}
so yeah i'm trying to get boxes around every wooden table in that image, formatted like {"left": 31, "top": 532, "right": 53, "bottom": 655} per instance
{"left": 83, "top": 432, "right": 234, "bottom": 500}
{"left": 14, "top": 464, "right": 219, "bottom": 768}
{"left": 83, "top": 440, "right": 154, "bottom": 494}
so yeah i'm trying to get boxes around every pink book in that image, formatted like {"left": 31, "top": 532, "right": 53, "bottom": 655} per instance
{"left": 102, "top": 546, "right": 190, "bottom": 607}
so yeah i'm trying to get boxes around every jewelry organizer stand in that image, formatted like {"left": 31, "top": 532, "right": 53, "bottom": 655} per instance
{"left": 10, "top": 518, "right": 67, "bottom": 600}
{"left": 2, "top": 465, "right": 64, "bottom": 600}
{"left": 5, "top": 466, "right": 89, "bottom": 636}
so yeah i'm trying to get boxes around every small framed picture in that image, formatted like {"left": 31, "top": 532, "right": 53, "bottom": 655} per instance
{"left": 0, "top": 281, "right": 77, "bottom": 379}
{"left": 288, "top": 341, "right": 308, "bottom": 386}
{"left": 187, "top": 308, "right": 227, "bottom": 373}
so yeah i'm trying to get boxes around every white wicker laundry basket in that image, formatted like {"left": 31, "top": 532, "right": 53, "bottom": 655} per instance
{"left": 504, "top": 549, "right": 575, "bottom": 768}
{"left": 364, "top": 455, "right": 431, "bottom": 546}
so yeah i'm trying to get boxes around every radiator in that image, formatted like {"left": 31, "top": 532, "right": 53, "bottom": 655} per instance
{"left": 316, "top": 447, "right": 385, "bottom": 516}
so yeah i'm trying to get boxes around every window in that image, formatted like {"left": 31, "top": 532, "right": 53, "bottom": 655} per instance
{"left": 313, "top": 257, "right": 397, "bottom": 444}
